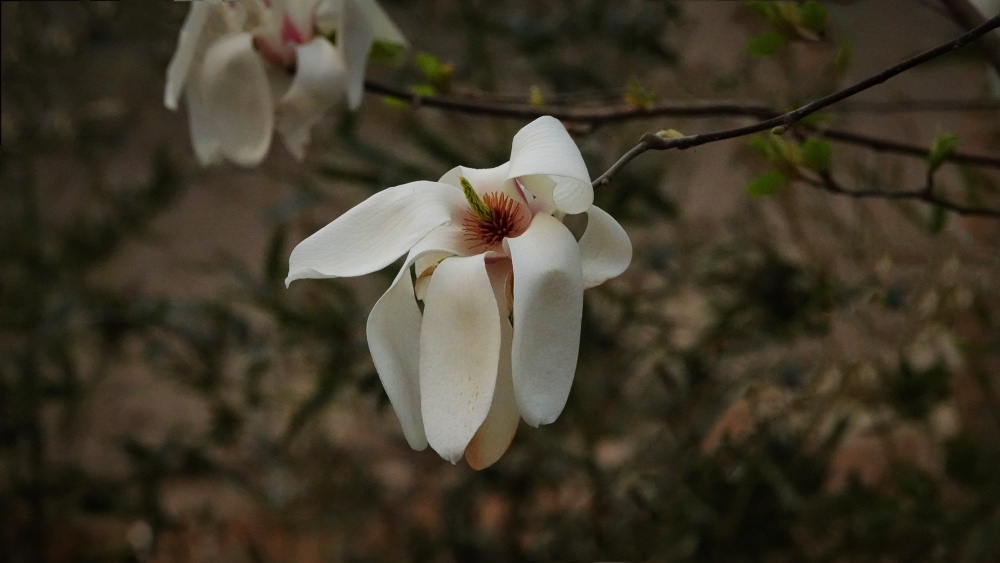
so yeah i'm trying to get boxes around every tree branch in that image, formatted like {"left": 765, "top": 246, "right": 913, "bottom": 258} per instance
{"left": 810, "top": 170, "right": 1000, "bottom": 218}
{"left": 939, "top": 0, "right": 1000, "bottom": 76}
{"left": 591, "top": 15, "right": 1000, "bottom": 189}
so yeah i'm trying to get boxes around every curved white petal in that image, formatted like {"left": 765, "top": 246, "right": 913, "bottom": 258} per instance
{"left": 340, "top": 0, "right": 376, "bottom": 109}
{"left": 354, "top": 0, "right": 407, "bottom": 46}
{"left": 507, "top": 116, "right": 593, "bottom": 214}
{"left": 465, "top": 264, "right": 519, "bottom": 469}
{"left": 286, "top": 181, "right": 465, "bottom": 285}
{"left": 368, "top": 260, "right": 425, "bottom": 450}
{"left": 505, "top": 213, "right": 583, "bottom": 427}
{"left": 199, "top": 33, "right": 274, "bottom": 166}
{"left": 165, "top": 1, "right": 214, "bottom": 110}
{"left": 579, "top": 205, "right": 632, "bottom": 289}
{"left": 184, "top": 70, "right": 224, "bottom": 165}
{"left": 366, "top": 226, "right": 468, "bottom": 451}
{"left": 420, "top": 254, "right": 503, "bottom": 463}
{"left": 276, "top": 38, "right": 346, "bottom": 159}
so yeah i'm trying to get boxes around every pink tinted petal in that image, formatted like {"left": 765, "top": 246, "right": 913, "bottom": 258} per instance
{"left": 286, "top": 181, "right": 465, "bottom": 285}
{"left": 505, "top": 213, "right": 583, "bottom": 427}
{"left": 420, "top": 254, "right": 502, "bottom": 463}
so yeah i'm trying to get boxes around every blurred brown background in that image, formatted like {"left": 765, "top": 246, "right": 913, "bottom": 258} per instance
{"left": 2, "top": 1, "right": 999, "bottom": 561}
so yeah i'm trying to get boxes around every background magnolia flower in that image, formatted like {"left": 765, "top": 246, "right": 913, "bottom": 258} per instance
{"left": 286, "top": 116, "right": 632, "bottom": 469}
{"left": 164, "top": 0, "right": 406, "bottom": 166}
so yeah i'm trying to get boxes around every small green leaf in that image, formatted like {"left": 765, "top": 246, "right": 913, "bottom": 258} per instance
{"left": 369, "top": 40, "right": 407, "bottom": 64}
{"left": 747, "top": 171, "right": 788, "bottom": 198}
{"left": 802, "top": 139, "right": 832, "bottom": 172}
{"left": 800, "top": 1, "right": 828, "bottom": 37}
{"left": 409, "top": 84, "right": 436, "bottom": 97}
{"left": 927, "top": 133, "right": 958, "bottom": 173}
{"left": 748, "top": 31, "right": 787, "bottom": 57}
{"left": 382, "top": 96, "right": 408, "bottom": 108}
{"left": 625, "top": 77, "right": 656, "bottom": 109}
{"left": 414, "top": 52, "right": 453, "bottom": 92}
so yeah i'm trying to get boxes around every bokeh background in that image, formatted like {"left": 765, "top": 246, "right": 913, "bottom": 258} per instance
{"left": 2, "top": 1, "right": 1000, "bottom": 561}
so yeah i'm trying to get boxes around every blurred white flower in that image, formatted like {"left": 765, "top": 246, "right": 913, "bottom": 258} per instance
{"left": 164, "top": 0, "right": 406, "bottom": 165}
{"left": 286, "top": 116, "right": 632, "bottom": 468}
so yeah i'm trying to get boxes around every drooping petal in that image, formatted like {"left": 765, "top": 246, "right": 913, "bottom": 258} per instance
{"left": 198, "top": 33, "right": 274, "bottom": 166}
{"left": 505, "top": 213, "right": 583, "bottom": 427}
{"left": 579, "top": 205, "right": 632, "bottom": 289}
{"left": 368, "top": 259, "right": 425, "bottom": 450}
{"left": 366, "top": 226, "right": 468, "bottom": 451}
{"left": 420, "top": 254, "right": 503, "bottom": 463}
{"left": 286, "top": 181, "right": 465, "bottom": 285}
{"left": 339, "top": 0, "right": 376, "bottom": 109}
{"left": 275, "top": 38, "right": 346, "bottom": 159}
{"left": 354, "top": 0, "right": 407, "bottom": 46}
{"left": 507, "top": 116, "right": 593, "bottom": 214}
{"left": 465, "top": 262, "right": 519, "bottom": 469}
{"left": 165, "top": 1, "right": 214, "bottom": 110}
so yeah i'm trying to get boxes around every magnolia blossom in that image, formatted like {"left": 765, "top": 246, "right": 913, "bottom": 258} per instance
{"left": 286, "top": 116, "right": 632, "bottom": 468}
{"left": 164, "top": 0, "right": 405, "bottom": 165}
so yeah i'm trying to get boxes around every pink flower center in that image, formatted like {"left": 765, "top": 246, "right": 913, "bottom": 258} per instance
{"left": 462, "top": 192, "right": 527, "bottom": 251}
{"left": 252, "top": 14, "right": 310, "bottom": 71}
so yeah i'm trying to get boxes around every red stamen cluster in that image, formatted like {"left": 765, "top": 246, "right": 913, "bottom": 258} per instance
{"left": 463, "top": 192, "right": 525, "bottom": 249}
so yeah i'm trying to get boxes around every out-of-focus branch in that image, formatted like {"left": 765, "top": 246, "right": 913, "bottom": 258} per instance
{"left": 816, "top": 126, "right": 1000, "bottom": 168}
{"left": 810, "top": 170, "right": 1000, "bottom": 218}
{"left": 591, "top": 15, "right": 1000, "bottom": 188}
{"left": 940, "top": 0, "right": 1000, "bottom": 75}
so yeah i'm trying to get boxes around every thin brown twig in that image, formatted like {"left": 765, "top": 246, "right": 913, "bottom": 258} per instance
{"left": 939, "top": 0, "right": 1000, "bottom": 76}
{"left": 811, "top": 171, "right": 1000, "bottom": 218}
{"left": 590, "top": 15, "right": 1000, "bottom": 192}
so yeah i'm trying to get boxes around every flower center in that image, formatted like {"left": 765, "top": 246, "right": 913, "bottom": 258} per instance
{"left": 460, "top": 177, "right": 526, "bottom": 250}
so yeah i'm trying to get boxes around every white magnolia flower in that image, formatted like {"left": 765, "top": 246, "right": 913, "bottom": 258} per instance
{"left": 286, "top": 116, "right": 632, "bottom": 469}
{"left": 164, "top": 0, "right": 406, "bottom": 166}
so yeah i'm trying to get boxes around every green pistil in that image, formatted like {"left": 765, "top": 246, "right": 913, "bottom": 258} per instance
{"left": 460, "top": 176, "right": 492, "bottom": 221}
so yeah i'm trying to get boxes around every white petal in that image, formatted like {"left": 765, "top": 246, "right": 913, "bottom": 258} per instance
{"left": 183, "top": 70, "right": 224, "bottom": 165}
{"left": 420, "top": 254, "right": 503, "bottom": 463}
{"left": 368, "top": 261, "right": 426, "bottom": 450}
{"left": 439, "top": 163, "right": 525, "bottom": 204}
{"left": 286, "top": 181, "right": 464, "bottom": 285}
{"left": 339, "top": 0, "right": 376, "bottom": 109}
{"left": 199, "top": 33, "right": 274, "bottom": 166}
{"left": 579, "top": 205, "right": 632, "bottom": 289}
{"left": 365, "top": 226, "right": 468, "bottom": 451}
{"left": 354, "top": 0, "right": 407, "bottom": 46}
{"left": 276, "top": 38, "right": 346, "bottom": 159}
{"left": 465, "top": 265, "right": 519, "bottom": 470}
{"left": 165, "top": 1, "right": 214, "bottom": 111}
{"left": 505, "top": 213, "right": 583, "bottom": 427}
{"left": 507, "top": 116, "right": 593, "bottom": 214}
